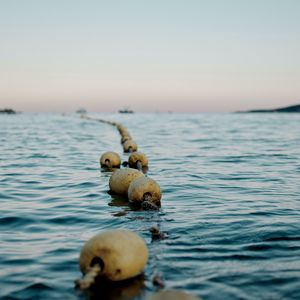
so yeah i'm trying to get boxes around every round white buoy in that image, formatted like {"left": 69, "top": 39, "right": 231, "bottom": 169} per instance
{"left": 109, "top": 168, "right": 144, "bottom": 195}
{"left": 128, "top": 152, "right": 148, "bottom": 170}
{"left": 146, "top": 291, "right": 201, "bottom": 300}
{"left": 128, "top": 176, "right": 161, "bottom": 207}
{"left": 123, "top": 140, "right": 138, "bottom": 152}
{"left": 99, "top": 151, "right": 121, "bottom": 168}
{"left": 76, "top": 229, "right": 148, "bottom": 289}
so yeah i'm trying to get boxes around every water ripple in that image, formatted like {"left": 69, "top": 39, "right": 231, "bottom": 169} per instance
{"left": 1, "top": 113, "right": 300, "bottom": 300}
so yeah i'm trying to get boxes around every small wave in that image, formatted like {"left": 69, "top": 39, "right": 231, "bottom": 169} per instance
{"left": 0, "top": 216, "right": 34, "bottom": 228}
{"left": 1, "top": 282, "right": 55, "bottom": 300}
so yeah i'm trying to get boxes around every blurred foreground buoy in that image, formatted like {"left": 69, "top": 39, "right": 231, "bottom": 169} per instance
{"left": 128, "top": 152, "right": 148, "bottom": 171}
{"left": 147, "top": 290, "right": 201, "bottom": 300}
{"left": 100, "top": 151, "right": 121, "bottom": 168}
{"left": 76, "top": 229, "right": 148, "bottom": 289}
{"left": 123, "top": 140, "right": 138, "bottom": 152}
{"left": 128, "top": 177, "right": 161, "bottom": 208}
{"left": 109, "top": 168, "right": 144, "bottom": 196}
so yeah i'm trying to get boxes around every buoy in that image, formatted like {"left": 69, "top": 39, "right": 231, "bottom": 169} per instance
{"left": 117, "top": 126, "right": 129, "bottom": 136}
{"left": 128, "top": 177, "right": 161, "bottom": 208}
{"left": 123, "top": 140, "right": 138, "bottom": 152}
{"left": 109, "top": 168, "right": 144, "bottom": 195}
{"left": 146, "top": 291, "right": 201, "bottom": 300}
{"left": 76, "top": 229, "right": 148, "bottom": 289}
{"left": 128, "top": 152, "right": 148, "bottom": 170}
{"left": 121, "top": 131, "right": 131, "bottom": 139}
{"left": 99, "top": 151, "right": 121, "bottom": 168}
{"left": 121, "top": 135, "right": 132, "bottom": 144}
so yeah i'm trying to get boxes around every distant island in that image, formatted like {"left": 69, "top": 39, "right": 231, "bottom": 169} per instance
{"left": 237, "top": 103, "right": 300, "bottom": 113}
{"left": 0, "top": 108, "right": 17, "bottom": 114}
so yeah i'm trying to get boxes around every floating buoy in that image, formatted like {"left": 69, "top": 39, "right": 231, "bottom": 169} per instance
{"left": 99, "top": 151, "right": 121, "bottom": 168}
{"left": 146, "top": 291, "right": 200, "bottom": 300}
{"left": 121, "top": 131, "right": 131, "bottom": 139}
{"left": 128, "top": 177, "right": 161, "bottom": 208}
{"left": 121, "top": 135, "right": 132, "bottom": 144}
{"left": 117, "top": 126, "right": 129, "bottom": 135}
{"left": 123, "top": 140, "right": 138, "bottom": 152}
{"left": 76, "top": 229, "right": 148, "bottom": 289}
{"left": 128, "top": 152, "right": 148, "bottom": 170}
{"left": 109, "top": 168, "right": 144, "bottom": 195}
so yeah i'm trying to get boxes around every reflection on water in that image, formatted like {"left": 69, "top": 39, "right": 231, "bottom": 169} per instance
{"left": 1, "top": 113, "right": 300, "bottom": 300}
{"left": 81, "top": 275, "right": 146, "bottom": 300}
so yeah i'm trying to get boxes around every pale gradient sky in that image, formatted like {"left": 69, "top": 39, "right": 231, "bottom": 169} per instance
{"left": 0, "top": 0, "right": 299, "bottom": 112}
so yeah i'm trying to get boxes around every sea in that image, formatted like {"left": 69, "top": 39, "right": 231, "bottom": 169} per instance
{"left": 1, "top": 113, "right": 300, "bottom": 300}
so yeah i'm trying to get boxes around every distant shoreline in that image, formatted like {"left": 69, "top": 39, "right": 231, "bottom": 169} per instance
{"left": 236, "top": 103, "right": 300, "bottom": 113}
{"left": 0, "top": 108, "right": 18, "bottom": 114}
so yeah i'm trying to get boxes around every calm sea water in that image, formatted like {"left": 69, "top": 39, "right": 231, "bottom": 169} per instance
{"left": 1, "top": 113, "right": 300, "bottom": 300}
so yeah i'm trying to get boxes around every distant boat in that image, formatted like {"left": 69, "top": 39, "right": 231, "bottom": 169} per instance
{"left": 119, "top": 108, "right": 134, "bottom": 114}
{"left": 76, "top": 108, "right": 87, "bottom": 114}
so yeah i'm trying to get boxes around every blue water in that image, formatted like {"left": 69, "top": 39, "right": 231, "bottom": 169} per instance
{"left": 1, "top": 113, "right": 300, "bottom": 300}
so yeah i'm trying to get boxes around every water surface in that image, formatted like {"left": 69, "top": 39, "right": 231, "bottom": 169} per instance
{"left": 1, "top": 113, "right": 300, "bottom": 300}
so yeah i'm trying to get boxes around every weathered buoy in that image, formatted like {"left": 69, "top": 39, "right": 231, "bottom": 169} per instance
{"left": 123, "top": 140, "right": 138, "bottom": 152}
{"left": 109, "top": 168, "right": 144, "bottom": 195}
{"left": 128, "top": 152, "right": 148, "bottom": 170}
{"left": 99, "top": 151, "right": 121, "bottom": 168}
{"left": 128, "top": 177, "right": 161, "bottom": 208}
{"left": 76, "top": 229, "right": 148, "bottom": 289}
{"left": 146, "top": 291, "right": 200, "bottom": 300}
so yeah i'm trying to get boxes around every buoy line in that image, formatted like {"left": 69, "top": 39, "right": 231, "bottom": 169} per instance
{"left": 81, "top": 114, "right": 162, "bottom": 210}
{"left": 75, "top": 114, "right": 201, "bottom": 299}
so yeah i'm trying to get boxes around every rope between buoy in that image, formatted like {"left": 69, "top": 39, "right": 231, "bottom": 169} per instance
{"left": 75, "top": 264, "right": 102, "bottom": 290}
{"left": 136, "top": 160, "right": 142, "bottom": 171}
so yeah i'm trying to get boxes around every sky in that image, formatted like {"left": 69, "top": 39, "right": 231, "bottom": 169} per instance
{"left": 0, "top": 0, "right": 299, "bottom": 113}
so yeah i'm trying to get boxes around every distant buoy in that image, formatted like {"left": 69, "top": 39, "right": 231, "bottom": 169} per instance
{"left": 128, "top": 177, "right": 161, "bottom": 208}
{"left": 121, "top": 135, "right": 132, "bottom": 144}
{"left": 146, "top": 291, "right": 200, "bottom": 300}
{"left": 109, "top": 168, "right": 144, "bottom": 195}
{"left": 120, "top": 131, "right": 131, "bottom": 139}
{"left": 120, "top": 127, "right": 130, "bottom": 134}
{"left": 123, "top": 140, "right": 138, "bottom": 152}
{"left": 121, "top": 131, "right": 131, "bottom": 138}
{"left": 99, "top": 151, "right": 121, "bottom": 168}
{"left": 128, "top": 152, "right": 148, "bottom": 170}
{"left": 117, "top": 126, "right": 129, "bottom": 136}
{"left": 76, "top": 229, "right": 148, "bottom": 289}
